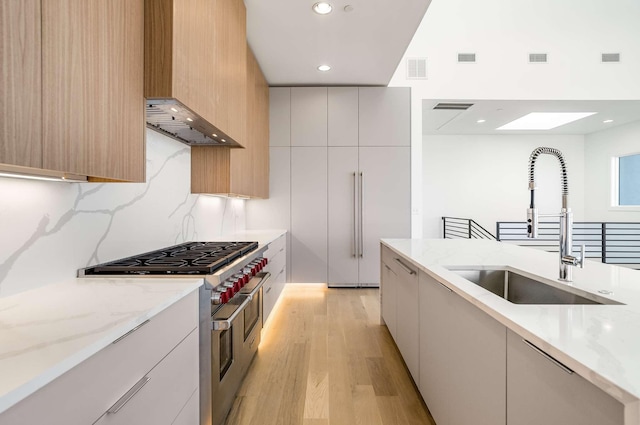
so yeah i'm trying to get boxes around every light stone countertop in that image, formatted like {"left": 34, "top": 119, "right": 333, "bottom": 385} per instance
{"left": 0, "top": 277, "right": 203, "bottom": 415}
{"left": 382, "top": 238, "right": 640, "bottom": 417}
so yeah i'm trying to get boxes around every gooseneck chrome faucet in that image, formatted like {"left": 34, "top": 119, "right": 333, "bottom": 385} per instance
{"left": 527, "top": 147, "right": 585, "bottom": 282}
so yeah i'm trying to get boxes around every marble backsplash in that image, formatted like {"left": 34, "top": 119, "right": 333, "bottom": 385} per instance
{"left": 0, "top": 130, "right": 246, "bottom": 297}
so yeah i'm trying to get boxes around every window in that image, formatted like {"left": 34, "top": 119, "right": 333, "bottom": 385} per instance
{"left": 614, "top": 153, "right": 640, "bottom": 206}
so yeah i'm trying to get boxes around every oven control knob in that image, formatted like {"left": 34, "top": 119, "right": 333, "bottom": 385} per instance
{"left": 237, "top": 275, "right": 246, "bottom": 289}
{"left": 220, "top": 291, "right": 230, "bottom": 304}
{"left": 222, "top": 281, "right": 236, "bottom": 297}
{"left": 211, "top": 291, "right": 222, "bottom": 305}
{"left": 262, "top": 258, "right": 268, "bottom": 267}
{"left": 233, "top": 279, "right": 241, "bottom": 292}
{"left": 254, "top": 260, "right": 263, "bottom": 272}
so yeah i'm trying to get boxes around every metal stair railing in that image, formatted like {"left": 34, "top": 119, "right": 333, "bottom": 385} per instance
{"left": 442, "top": 217, "right": 497, "bottom": 240}
{"left": 496, "top": 221, "right": 640, "bottom": 267}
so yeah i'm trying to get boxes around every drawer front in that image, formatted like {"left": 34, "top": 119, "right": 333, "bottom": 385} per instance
{"left": 171, "top": 388, "right": 199, "bottom": 425}
{"left": 1, "top": 290, "right": 198, "bottom": 425}
{"left": 266, "top": 249, "right": 286, "bottom": 280}
{"left": 263, "top": 234, "right": 286, "bottom": 261}
{"left": 381, "top": 245, "right": 395, "bottom": 270}
{"left": 264, "top": 258, "right": 286, "bottom": 322}
{"left": 93, "top": 329, "right": 199, "bottom": 425}
{"left": 382, "top": 245, "right": 417, "bottom": 280}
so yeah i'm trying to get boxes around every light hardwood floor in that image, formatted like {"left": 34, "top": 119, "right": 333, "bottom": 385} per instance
{"left": 225, "top": 284, "right": 436, "bottom": 425}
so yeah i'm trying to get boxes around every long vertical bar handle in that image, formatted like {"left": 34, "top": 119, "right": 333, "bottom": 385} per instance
{"left": 353, "top": 172, "right": 357, "bottom": 258}
{"left": 359, "top": 172, "right": 364, "bottom": 258}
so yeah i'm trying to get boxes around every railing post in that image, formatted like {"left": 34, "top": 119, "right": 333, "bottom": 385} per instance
{"left": 602, "top": 222, "right": 607, "bottom": 263}
{"left": 442, "top": 217, "right": 446, "bottom": 238}
{"left": 468, "top": 219, "right": 472, "bottom": 239}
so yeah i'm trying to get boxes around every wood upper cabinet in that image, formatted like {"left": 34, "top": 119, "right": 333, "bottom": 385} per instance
{"left": 247, "top": 46, "right": 269, "bottom": 198}
{"left": 191, "top": 46, "right": 269, "bottom": 198}
{"left": 42, "top": 0, "right": 145, "bottom": 182}
{"left": 0, "top": 0, "right": 42, "bottom": 169}
{"left": 0, "top": 0, "right": 145, "bottom": 182}
{"left": 145, "top": 0, "right": 247, "bottom": 147}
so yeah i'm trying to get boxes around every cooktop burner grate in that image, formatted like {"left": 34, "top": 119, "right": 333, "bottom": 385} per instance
{"left": 83, "top": 241, "right": 259, "bottom": 275}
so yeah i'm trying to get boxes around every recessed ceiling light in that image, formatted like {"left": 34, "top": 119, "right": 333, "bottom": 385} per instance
{"left": 212, "top": 133, "right": 218, "bottom": 137}
{"left": 221, "top": 139, "right": 226, "bottom": 142}
{"left": 313, "top": 2, "right": 332, "bottom": 14}
{"left": 497, "top": 112, "right": 597, "bottom": 130}
{"left": 477, "top": 119, "right": 486, "bottom": 123}
{"left": 317, "top": 65, "right": 331, "bottom": 72}
{"left": 344, "top": 5, "right": 354, "bottom": 12}
{"left": 603, "top": 119, "right": 614, "bottom": 123}
{"left": 170, "top": 107, "right": 178, "bottom": 113}
{"left": 186, "top": 117, "right": 193, "bottom": 122}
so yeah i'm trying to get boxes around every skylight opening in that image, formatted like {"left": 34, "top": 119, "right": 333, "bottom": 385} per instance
{"left": 497, "top": 112, "right": 597, "bottom": 130}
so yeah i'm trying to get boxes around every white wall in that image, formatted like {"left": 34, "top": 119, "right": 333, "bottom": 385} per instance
{"left": 387, "top": 0, "right": 640, "bottom": 238}
{"left": 423, "top": 135, "right": 585, "bottom": 238}
{"left": 390, "top": 0, "right": 640, "bottom": 100}
{"left": 584, "top": 121, "right": 640, "bottom": 221}
{"left": 0, "top": 130, "right": 245, "bottom": 297}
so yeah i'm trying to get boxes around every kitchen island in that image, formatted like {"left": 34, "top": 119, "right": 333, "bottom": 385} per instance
{"left": 381, "top": 238, "right": 640, "bottom": 425}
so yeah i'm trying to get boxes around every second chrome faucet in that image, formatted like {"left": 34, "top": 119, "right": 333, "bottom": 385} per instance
{"left": 527, "top": 147, "right": 585, "bottom": 282}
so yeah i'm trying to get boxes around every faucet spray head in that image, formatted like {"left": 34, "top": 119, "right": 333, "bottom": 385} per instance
{"left": 527, "top": 207, "right": 538, "bottom": 238}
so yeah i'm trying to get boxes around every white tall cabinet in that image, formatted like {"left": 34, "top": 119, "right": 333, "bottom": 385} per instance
{"left": 247, "top": 86, "right": 411, "bottom": 286}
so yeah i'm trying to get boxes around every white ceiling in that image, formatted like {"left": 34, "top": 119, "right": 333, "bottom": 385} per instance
{"left": 244, "top": 0, "right": 432, "bottom": 86}
{"left": 422, "top": 100, "right": 640, "bottom": 135}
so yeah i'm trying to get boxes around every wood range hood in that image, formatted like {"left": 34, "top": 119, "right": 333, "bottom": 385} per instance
{"left": 143, "top": 0, "right": 247, "bottom": 150}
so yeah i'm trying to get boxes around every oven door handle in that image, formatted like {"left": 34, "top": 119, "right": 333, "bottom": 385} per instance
{"left": 211, "top": 297, "right": 251, "bottom": 331}
{"left": 244, "top": 272, "right": 271, "bottom": 300}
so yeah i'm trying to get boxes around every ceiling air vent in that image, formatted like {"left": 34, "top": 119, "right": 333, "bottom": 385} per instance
{"left": 406, "top": 58, "right": 427, "bottom": 79}
{"left": 529, "top": 53, "right": 548, "bottom": 63}
{"left": 601, "top": 53, "right": 620, "bottom": 63}
{"left": 457, "top": 53, "right": 476, "bottom": 63}
{"left": 433, "top": 102, "right": 474, "bottom": 110}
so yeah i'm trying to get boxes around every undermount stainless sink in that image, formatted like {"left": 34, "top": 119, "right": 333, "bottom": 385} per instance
{"left": 448, "top": 269, "right": 620, "bottom": 305}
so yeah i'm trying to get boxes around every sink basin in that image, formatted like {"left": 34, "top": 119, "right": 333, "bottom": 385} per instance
{"left": 448, "top": 269, "right": 619, "bottom": 305}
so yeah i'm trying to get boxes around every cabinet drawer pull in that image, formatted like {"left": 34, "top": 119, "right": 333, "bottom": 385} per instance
{"left": 107, "top": 376, "right": 151, "bottom": 414}
{"left": 432, "top": 278, "right": 453, "bottom": 293}
{"left": 394, "top": 258, "right": 416, "bottom": 275}
{"left": 523, "top": 339, "right": 574, "bottom": 375}
{"left": 112, "top": 320, "right": 149, "bottom": 344}
{"left": 265, "top": 286, "right": 272, "bottom": 294}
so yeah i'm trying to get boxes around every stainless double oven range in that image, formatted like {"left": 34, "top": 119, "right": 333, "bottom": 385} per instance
{"left": 79, "top": 241, "right": 270, "bottom": 425}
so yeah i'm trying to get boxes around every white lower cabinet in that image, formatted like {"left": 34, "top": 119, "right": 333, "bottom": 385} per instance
{"left": 380, "top": 251, "right": 398, "bottom": 340}
{"left": 172, "top": 389, "right": 200, "bottom": 425}
{"left": 380, "top": 245, "right": 418, "bottom": 382}
{"left": 393, "top": 255, "right": 420, "bottom": 383}
{"left": 507, "top": 330, "right": 623, "bottom": 425}
{"left": 419, "top": 271, "right": 506, "bottom": 425}
{"left": 0, "top": 290, "right": 199, "bottom": 425}
{"left": 263, "top": 233, "right": 287, "bottom": 323}
{"left": 94, "top": 329, "right": 199, "bottom": 425}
